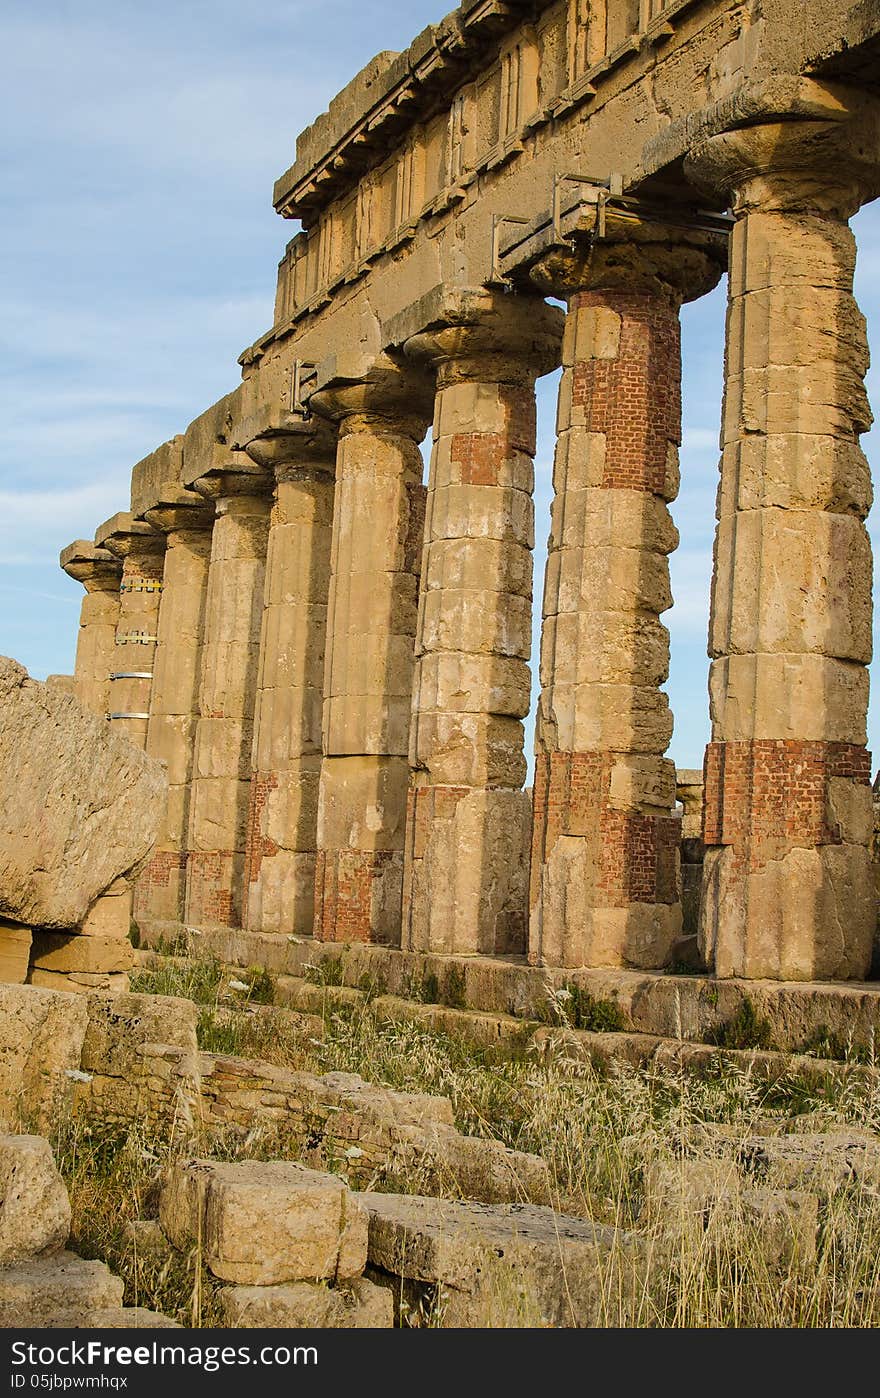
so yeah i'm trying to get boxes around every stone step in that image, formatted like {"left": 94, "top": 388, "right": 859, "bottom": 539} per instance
{"left": 0, "top": 1253, "right": 123, "bottom": 1327}
{"left": 137, "top": 921, "right": 880, "bottom": 1061}
{"left": 362, "top": 1193, "right": 648, "bottom": 1328}
{"left": 201, "top": 956, "right": 880, "bottom": 1093}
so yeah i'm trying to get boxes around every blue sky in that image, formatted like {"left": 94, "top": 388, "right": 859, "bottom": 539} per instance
{"left": 1, "top": 0, "right": 878, "bottom": 772}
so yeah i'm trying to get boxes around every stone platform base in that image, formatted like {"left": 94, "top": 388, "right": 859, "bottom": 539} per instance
{"left": 136, "top": 920, "right": 880, "bottom": 1060}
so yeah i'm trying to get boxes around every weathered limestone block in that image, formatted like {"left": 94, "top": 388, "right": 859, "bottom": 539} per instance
{"left": 28, "top": 970, "right": 130, "bottom": 996}
{"left": 0, "top": 985, "right": 89, "bottom": 1132}
{"left": 135, "top": 489, "right": 213, "bottom": 933}
{"left": 738, "top": 1131, "right": 880, "bottom": 1193}
{"left": 80, "top": 992, "right": 198, "bottom": 1078}
{"left": 685, "top": 94, "right": 880, "bottom": 980}
{"left": 0, "top": 657, "right": 166, "bottom": 931}
{"left": 0, "top": 923, "right": 30, "bottom": 985}
{"left": 78, "top": 880, "right": 132, "bottom": 939}
{"left": 402, "top": 290, "right": 562, "bottom": 958}
{"left": 244, "top": 422, "right": 336, "bottom": 938}
{"left": 528, "top": 222, "right": 725, "bottom": 971}
{"left": 403, "top": 787, "right": 530, "bottom": 955}
{"left": 363, "top": 1193, "right": 646, "bottom": 1327}
{"left": 0, "top": 1253, "right": 123, "bottom": 1327}
{"left": 60, "top": 541, "right": 122, "bottom": 718}
{"left": 641, "top": 1159, "right": 817, "bottom": 1268}
{"left": 221, "top": 1276, "right": 392, "bottom": 1328}
{"left": 66, "top": 1307, "right": 181, "bottom": 1329}
{"left": 184, "top": 458, "right": 272, "bottom": 930}
{"left": 160, "top": 1159, "right": 368, "bottom": 1284}
{"left": 310, "top": 355, "right": 434, "bottom": 945}
{"left": 0, "top": 1136, "right": 70, "bottom": 1266}
{"left": 29, "top": 933, "right": 133, "bottom": 975}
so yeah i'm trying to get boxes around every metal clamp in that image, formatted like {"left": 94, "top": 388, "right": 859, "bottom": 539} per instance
{"left": 290, "top": 360, "right": 318, "bottom": 415}
{"left": 490, "top": 213, "right": 532, "bottom": 286}
{"left": 109, "top": 672, "right": 153, "bottom": 681}
{"left": 109, "top": 713, "right": 150, "bottom": 721}
{"left": 550, "top": 171, "right": 623, "bottom": 245}
{"left": 115, "top": 633, "right": 157, "bottom": 646}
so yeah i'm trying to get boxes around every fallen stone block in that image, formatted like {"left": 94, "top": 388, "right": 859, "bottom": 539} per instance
{"left": 123, "top": 1220, "right": 176, "bottom": 1263}
{"left": 160, "top": 1159, "right": 368, "bottom": 1285}
{"left": 29, "top": 933, "right": 134, "bottom": 975}
{"left": 62, "top": 1307, "right": 181, "bottom": 1329}
{"left": 363, "top": 1193, "right": 647, "bottom": 1327}
{"left": 0, "top": 656, "right": 166, "bottom": 930}
{"left": 221, "top": 1276, "right": 392, "bottom": 1328}
{"left": 0, "top": 984, "right": 89, "bottom": 1133}
{"left": 401, "top": 1123, "right": 553, "bottom": 1206}
{"left": 0, "top": 1253, "right": 123, "bottom": 1327}
{"left": 738, "top": 1130, "right": 880, "bottom": 1192}
{"left": 320, "top": 1072, "right": 455, "bottom": 1128}
{"left": 0, "top": 1135, "right": 70, "bottom": 1266}
{"left": 28, "top": 969, "right": 129, "bottom": 996}
{"left": 81, "top": 992, "right": 199, "bottom": 1077}
{"left": 0, "top": 923, "right": 31, "bottom": 985}
{"left": 641, "top": 1159, "right": 817, "bottom": 1267}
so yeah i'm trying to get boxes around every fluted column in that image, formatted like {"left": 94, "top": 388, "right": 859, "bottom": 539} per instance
{"left": 184, "top": 465, "right": 272, "bottom": 929}
{"left": 309, "top": 357, "right": 433, "bottom": 944}
{"left": 528, "top": 219, "right": 724, "bottom": 969}
{"left": 95, "top": 513, "right": 166, "bottom": 748}
{"left": 60, "top": 540, "right": 122, "bottom": 717}
{"left": 400, "top": 290, "right": 563, "bottom": 954}
{"left": 684, "top": 86, "right": 880, "bottom": 979}
{"left": 133, "top": 488, "right": 214, "bottom": 935}
{"left": 243, "top": 422, "right": 337, "bottom": 936}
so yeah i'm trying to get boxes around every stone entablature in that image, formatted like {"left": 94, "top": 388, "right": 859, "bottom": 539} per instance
{"left": 57, "top": 0, "right": 880, "bottom": 988}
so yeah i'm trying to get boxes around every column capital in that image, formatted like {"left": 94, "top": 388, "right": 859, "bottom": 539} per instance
{"left": 60, "top": 540, "right": 121, "bottom": 592}
{"left": 143, "top": 484, "right": 215, "bottom": 536}
{"left": 94, "top": 513, "right": 165, "bottom": 563}
{"left": 528, "top": 210, "right": 726, "bottom": 304}
{"left": 684, "top": 86, "right": 880, "bottom": 218}
{"left": 189, "top": 460, "right": 273, "bottom": 505}
{"left": 309, "top": 351, "right": 433, "bottom": 441}
{"left": 243, "top": 418, "right": 338, "bottom": 482}
{"left": 403, "top": 287, "right": 563, "bottom": 389}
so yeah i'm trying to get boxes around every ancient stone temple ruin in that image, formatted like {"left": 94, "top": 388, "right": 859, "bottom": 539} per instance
{"left": 52, "top": 0, "right": 880, "bottom": 996}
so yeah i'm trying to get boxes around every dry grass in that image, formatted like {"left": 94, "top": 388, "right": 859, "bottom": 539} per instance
{"left": 51, "top": 954, "right": 880, "bottom": 1328}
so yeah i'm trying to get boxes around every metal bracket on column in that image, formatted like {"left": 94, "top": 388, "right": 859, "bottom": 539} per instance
{"left": 109, "top": 713, "right": 151, "bottom": 721}
{"left": 550, "top": 172, "right": 623, "bottom": 245}
{"left": 489, "top": 214, "right": 532, "bottom": 287}
{"left": 109, "top": 672, "right": 154, "bottom": 681}
{"left": 289, "top": 361, "right": 317, "bottom": 416}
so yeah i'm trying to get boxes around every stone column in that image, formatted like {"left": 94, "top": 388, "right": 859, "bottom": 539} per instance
{"left": 528, "top": 219, "right": 724, "bottom": 969}
{"left": 133, "top": 488, "right": 214, "bottom": 937}
{"left": 33, "top": 542, "right": 125, "bottom": 989}
{"left": 184, "top": 466, "right": 272, "bottom": 929}
{"left": 243, "top": 422, "right": 337, "bottom": 936}
{"left": 684, "top": 89, "right": 880, "bottom": 979}
{"left": 60, "top": 540, "right": 122, "bottom": 717}
{"left": 400, "top": 290, "right": 563, "bottom": 954}
{"left": 95, "top": 513, "right": 166, "bottom": 748}
{"left": 309, "top": 356, "right": 433, "bottom": 944}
